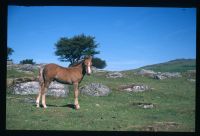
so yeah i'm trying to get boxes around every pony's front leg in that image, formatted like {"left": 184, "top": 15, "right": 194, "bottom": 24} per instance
{"left": 73, "top": 82, "right": 80, "bottom": 110}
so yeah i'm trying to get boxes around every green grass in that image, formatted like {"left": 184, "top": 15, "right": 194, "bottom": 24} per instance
{"left": 140, "top": 59, "right": 196, "bottom": 72}
{"left": 6, "top": 70, "right": 195, "bottom": 131}
{"left": 7, "top": 68, "right": 38, "bottom": 78}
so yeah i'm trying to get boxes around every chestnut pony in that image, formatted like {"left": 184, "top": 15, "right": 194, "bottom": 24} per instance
{"left": 36, "top": 56, "right": 92, "bottom": 110}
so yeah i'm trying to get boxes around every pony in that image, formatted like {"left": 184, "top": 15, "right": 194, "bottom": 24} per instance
{"left": 36, "top": 56, "right": 92, "bottom": 110}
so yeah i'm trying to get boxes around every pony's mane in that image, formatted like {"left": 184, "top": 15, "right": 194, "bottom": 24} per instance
{"left": 69, "top": 59, "right": 84, "bottom": 67}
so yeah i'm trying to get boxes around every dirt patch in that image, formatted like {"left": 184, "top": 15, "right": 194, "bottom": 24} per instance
{"left": 142, "top": 122, "right": 179, "bottom": 131}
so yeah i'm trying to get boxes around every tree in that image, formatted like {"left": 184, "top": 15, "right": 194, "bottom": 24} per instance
{"left": 55, "top": 34, "right": 100, "bottom": 65}
{"left": 92, "top": 57, "right": 107, "bottom": 69}
{"left": 20, "top": 59, "right": 36, "bottom": 64}
{"left": 7, "top": 47, "right": 14, "bottom": 60}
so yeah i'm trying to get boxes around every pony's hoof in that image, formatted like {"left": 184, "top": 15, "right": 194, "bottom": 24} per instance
{"left": 75, "top": 104, "right": 80, "bottom": 110}
{"left": 43, "top": 105, "right": 47, "bottom": 108}
{"left": 36, "top": 102, "right": 40, "bottom": 108}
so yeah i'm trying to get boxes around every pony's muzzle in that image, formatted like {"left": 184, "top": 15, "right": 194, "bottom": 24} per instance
{"left": 87, "top": 66, "right": 92, "bottom": 75}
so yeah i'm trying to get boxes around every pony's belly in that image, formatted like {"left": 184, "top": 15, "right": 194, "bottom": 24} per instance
{"left": 54, "top": 78, "right": 73, "bottom": 85}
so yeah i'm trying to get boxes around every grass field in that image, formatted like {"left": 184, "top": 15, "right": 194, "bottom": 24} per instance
{"left": 6, "top": 67, "right": 195, "bottom": 131}
{"left": 140, "top": 59, "right": 195, "bottom": 72}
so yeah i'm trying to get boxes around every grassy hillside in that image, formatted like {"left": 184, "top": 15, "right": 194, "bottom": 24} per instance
{"left": 6, "top": 60, "right": 196, "bottom": 131}
{"left": 139, "top": 59, "right": 195, "bottom": 72}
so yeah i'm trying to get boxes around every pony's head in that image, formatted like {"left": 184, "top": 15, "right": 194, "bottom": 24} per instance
{"left": 83, "top": 56, "right": 92, "bottom": 75}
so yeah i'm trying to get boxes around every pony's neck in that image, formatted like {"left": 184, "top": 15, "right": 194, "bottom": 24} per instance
{"left": 75, "top": 61, "right": 86, "bottom": 76}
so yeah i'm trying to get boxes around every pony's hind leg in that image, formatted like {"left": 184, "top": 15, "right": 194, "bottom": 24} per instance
{"left": 41, "top": 81, "right": 50, "bottom": 108}
{"left": 36, "top": 82, "right": 43, "bottom": 108}
{"left": 36, "top": 66, "right": 44, "bottom": 108}
{"left": 36, "top": 89, "right": 41, "bottom": 108}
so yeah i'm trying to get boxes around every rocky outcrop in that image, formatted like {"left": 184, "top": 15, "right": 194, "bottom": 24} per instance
{"left": 154, "top": 74, "right": 167, "bottom": 80}
{"left": 80, "top": 83, "right": 111, "bottom": 96}
{"left": 7, "top": 60, "right": 13, "bottom": 65}
{"left": 106, "top": 72, "right": 123, "bottom": 78}
{"left": 137, "top": 69, "right": 182, "bottom": 80}
{"left": 7, "top": 63, "right": 46, "bottom": 72}
{"left": 159, "top": 72, "right": 182, "bottom": 78}
{"left": 7, "top": 77, "right": 37, "bottom": 87}
{"left": 185, "top": 70, "right": 196, "bottom": 79}
{"left": 12, "top": 81, "right": 69, "bottom": 97}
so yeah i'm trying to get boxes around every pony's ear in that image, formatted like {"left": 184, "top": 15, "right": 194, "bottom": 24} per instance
{"left": 89, "top": 56, "right": 92, "bottom": 59}
{"left": 84, "top": 55, "right": 92, "bottom": 59}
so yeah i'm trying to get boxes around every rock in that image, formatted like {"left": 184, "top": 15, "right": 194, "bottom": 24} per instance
{"left": 119, "top": 84, "right": 151, "bottom": 92}
{"left": 154, "top": 72, "right": 182, "bottom": 80}
{"left": 7, "top": 78, "right": 14, "bottom": 87}
{"left": 137, "top": 69, "right": 182, "bottom": 80}
{"left": 139, "top": 103, "right": 154, "bottom": 109}
{"left": 133, "top": 102, "right": 154, "bottom": 109}
{"left": 48, "top": 82, "right": 69, "bottom": 97}
{"left": 7, "top": 77, "right": 37, "bottom": 87}
{"left": 80, "top": 83, "right": 111, "bottom": 96}
{"left": 137, "top": 69, "right": 156, "bottom": 78}
{"left": 160, "top": 72, "right": 182, "bottom": 78}
{"left": 154, "top": 75, "right": 167, "bottom": 80}
{"left": 185, "top": 70, "right": 196, "bottom": 78}
{"left": 14, "top": 77, "right": 37, "bottom": 84}
{"left": 13, "top": 81, "right": 39, "bottom": 95}
{"left": 187, "top": 79, "right": 195, "bottom": 82}
{"left": 106, "top": 72, "right": 123, "bottom": 78}
{"left": 18, "top": 64, "right": 38, "bottom": 72}
{"left": 91, "top": 66, "right": 98, "bottom": 73}
{"left": 12, "top": 81, "right": 69, "bottom": 97}
{"left": 7, "top": 60, "right": 13, "bottom": 65}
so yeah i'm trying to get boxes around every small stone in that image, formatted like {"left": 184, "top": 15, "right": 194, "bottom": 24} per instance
{"left": 143, "top": 104, "right": 154, "bottom": 109}
{"left": 96, "top": 104, "right": 100, "bottom": 107}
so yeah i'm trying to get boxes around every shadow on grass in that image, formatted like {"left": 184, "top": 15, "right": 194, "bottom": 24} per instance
{"left": 46, "top": 104, "right": 75, "bottom": 109}
{"left": 33, "top": 103, "right": 76, "bottom": 109}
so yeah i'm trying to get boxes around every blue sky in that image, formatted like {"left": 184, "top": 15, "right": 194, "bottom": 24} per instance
{"left": 8, "top": 6, "right": 196, "bottom": 71}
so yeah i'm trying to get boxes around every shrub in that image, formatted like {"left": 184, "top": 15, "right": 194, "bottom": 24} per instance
{"left": 92, "top": 57, "right": 107, "bottom": 69}
{"left": 20, "top": 59, "right": 36, "bottom": 64}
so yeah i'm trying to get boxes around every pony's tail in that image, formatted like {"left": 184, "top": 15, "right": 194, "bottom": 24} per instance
{"left": 38, "top": 66, "right": 44, "bottom": 86}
